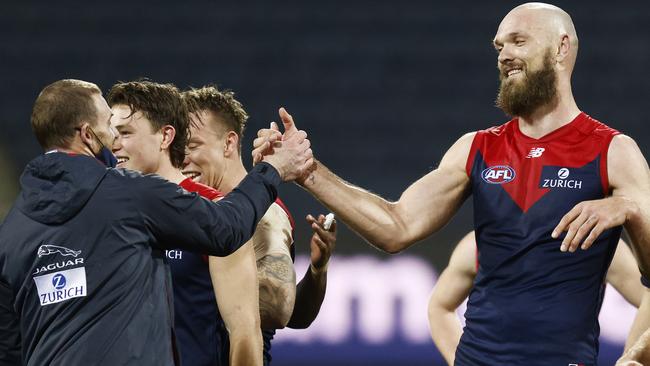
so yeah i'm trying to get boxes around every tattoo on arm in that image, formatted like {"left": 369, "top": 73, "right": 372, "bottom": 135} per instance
{"left": 257, "top": 254, "right": 296, "bottom": 329}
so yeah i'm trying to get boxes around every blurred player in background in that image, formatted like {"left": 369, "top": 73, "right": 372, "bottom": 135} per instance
{"left": 252, "top": 3, "right": 650, "bottom": 365}
{"left": 428, "top": 232, "right": 645, "bottom": 365}
{"left": 108, "top": 80, "right": 262, "bottom": 366}
{"left": 182, "top": 86, "right": 336, "bottom": 365}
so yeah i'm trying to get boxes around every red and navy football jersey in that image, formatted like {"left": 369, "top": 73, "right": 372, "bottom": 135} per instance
{"left": 457, "top": 113, "right": 622, "bottom": 366}
{"left": 168, "top": 178, "right": 225, "bottom": 366}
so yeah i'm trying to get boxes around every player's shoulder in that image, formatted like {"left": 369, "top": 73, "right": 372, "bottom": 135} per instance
{"left": 273, "top": 198, "right": 294, "bottom": 226}
{"left": 476, "top": 118, "right": 517, "bottom": 138}
{"left": 261, "top": 200, "right": 293, "bottom": 229}
{"left": 608, "top": 133, "right": 644, "bottom": 168}
{"left": 579, "top": 113, "right": 620, "bottom": 138}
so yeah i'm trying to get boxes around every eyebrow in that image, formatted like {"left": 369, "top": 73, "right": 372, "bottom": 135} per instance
{"left": 494, "top": 31, "right": 528, "bottom": 45}
{"left": 114, "top": 123, "right": 132, "bottom": 130}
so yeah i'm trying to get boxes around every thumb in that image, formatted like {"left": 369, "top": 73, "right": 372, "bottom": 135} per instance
{"left": 279, "top": 107, "right": 298, "bottom": 135}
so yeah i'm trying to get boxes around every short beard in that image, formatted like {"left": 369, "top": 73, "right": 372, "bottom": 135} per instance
{"left": 496, "top": 51, "right": 558, "bottom": 118}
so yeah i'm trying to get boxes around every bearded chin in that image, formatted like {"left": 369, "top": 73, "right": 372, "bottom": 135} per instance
{"left": 496, "top": 57, "right": 558, "bottom": 117}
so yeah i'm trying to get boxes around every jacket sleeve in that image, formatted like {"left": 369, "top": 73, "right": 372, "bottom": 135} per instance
{"left": 0, "top": 279, "right": 21, "bottom": 366}
{"left": 137, "top": 162, "right": 281, "bottom": 257}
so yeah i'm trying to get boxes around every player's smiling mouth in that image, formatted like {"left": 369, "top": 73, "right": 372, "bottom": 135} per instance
{"left": 116, "top": 157, "right": 129, "bottom": 166}
{"left": 183, "top": 171, "right": 201, "bottom": 181}
{"left": 504, "top": 66, "right": 523, "bottom": 78}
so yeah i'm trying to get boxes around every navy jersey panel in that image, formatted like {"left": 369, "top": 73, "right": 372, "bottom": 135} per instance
{"left": 456, "top": 113, "right": 621, "bottom": 366}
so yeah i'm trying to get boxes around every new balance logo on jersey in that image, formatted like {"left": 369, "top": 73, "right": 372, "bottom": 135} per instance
{"left": 526, "top": 147, "right": 545, "bottom": 158}
{"left": 38, "top": 244, "right": 81, "bottom": 258}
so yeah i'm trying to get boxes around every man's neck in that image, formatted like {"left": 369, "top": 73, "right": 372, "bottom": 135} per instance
{"left": 517, "top": 88, "right": 581, "bottom": 139}
{"left": 218, "top": 158, "right": 248, "bottom": 194}
{"left": 154, "top": 159, "right": 186, "bottom": 185}
{"left": 52, "top": 139, "right": 95, "bottom": 157}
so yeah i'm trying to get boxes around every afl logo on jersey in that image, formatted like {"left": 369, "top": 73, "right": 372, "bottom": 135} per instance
{"left": 481, "top": 165, "right": 516, "bottom": 184}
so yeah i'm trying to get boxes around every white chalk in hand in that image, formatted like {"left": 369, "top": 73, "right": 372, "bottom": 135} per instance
{"left": 323, "top": 213, "right": 335, "bottom": 231}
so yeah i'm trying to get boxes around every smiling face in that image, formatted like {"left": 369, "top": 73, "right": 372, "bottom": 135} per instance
{"left": 493, "top": 6, "right": 560, "bottom": 117}
{"left": 110, "top": 104, "right": 165, "bottom": 174}
{"left": 182, "top": 110, "right": 229, "bottom": 189}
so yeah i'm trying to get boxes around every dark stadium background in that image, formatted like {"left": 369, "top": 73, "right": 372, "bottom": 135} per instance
{"left": 1, "top": 1, "right": 648, "bottom": 365}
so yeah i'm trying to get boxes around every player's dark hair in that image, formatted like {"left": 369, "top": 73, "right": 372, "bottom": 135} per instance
{"left": 107, "top": 80, "right": 189, "bottom": 168}
{"left": 31, "top": 79, "right": 102, "bottom": 149}
{"left": 182, "top": 85, "right": 248, "bottom": 153}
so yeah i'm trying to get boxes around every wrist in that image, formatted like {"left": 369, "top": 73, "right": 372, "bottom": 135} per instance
{"left": 261, "top": 159, "right": 285, "bottom": 181}
{"left": 310, "top": 262, "right": 328, "bottom": 276}
{"left": 623, "top": 196, "right": 641, "bottom": 223}
{"left": 297, "top": 159, "right": 321, "bottom": 188}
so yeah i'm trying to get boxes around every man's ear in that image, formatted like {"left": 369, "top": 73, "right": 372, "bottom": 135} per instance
{"left": 223, "top": 131, "right": 239, "bottom": 158}
{"left": 160, "top": 125, "right": 177, "bottom": 150}
{"left": 556, "top": 34, "right": 570, "bottom": 64}
{"left": 78, "top": 122, "right": 95, "bottom": 147}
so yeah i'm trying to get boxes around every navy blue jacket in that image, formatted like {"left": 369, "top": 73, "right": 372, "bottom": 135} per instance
{"left": 0, "top": 152, "right": 280, "bottom": 366}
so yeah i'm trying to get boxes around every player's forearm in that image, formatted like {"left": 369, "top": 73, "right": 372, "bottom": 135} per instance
{"left": 626, "top": 202, "right": 650, "bottom": 277}
{"left": 619, "top": 326, "right": 650, "bottom": 365}
{"left": 287, "top": 265, "right": 327, "bottom": 329}
{"left": 626, "top": 290, "right": 650, "bottom": 351}
{"left": 428, "top": 309, "right": 463, "bottom": 366}
{"left": 228, "top": 331, "right": 263, "bottom": 366}
{"left": 258, "top": 254, "right": 296, "bottom": 329}
{"left": 300, "top": 161, "right": 410, "bottom": 253}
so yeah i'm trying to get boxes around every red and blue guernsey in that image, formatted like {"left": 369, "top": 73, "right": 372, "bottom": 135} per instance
{"left": 168, "top": 178, "right": 226, "bottom": 366}
{"left": 457, "top": 112, "right": 622, "bottom": 366}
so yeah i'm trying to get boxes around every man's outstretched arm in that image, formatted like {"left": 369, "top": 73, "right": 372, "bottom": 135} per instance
{"left": 254, "top": 108, "right": 474, "bottom": 254}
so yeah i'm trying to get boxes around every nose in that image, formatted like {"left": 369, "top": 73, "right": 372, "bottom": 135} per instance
{"left": 182, "top": 151, "right": 191, "bottom": 169}
{"left": 498, "top": 44, "right": 515, "bottom": 65}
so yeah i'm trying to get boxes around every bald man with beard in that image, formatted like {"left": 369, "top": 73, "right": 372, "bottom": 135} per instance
{"left": 252, "top": 3, "right": 650, "bottom": 365}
